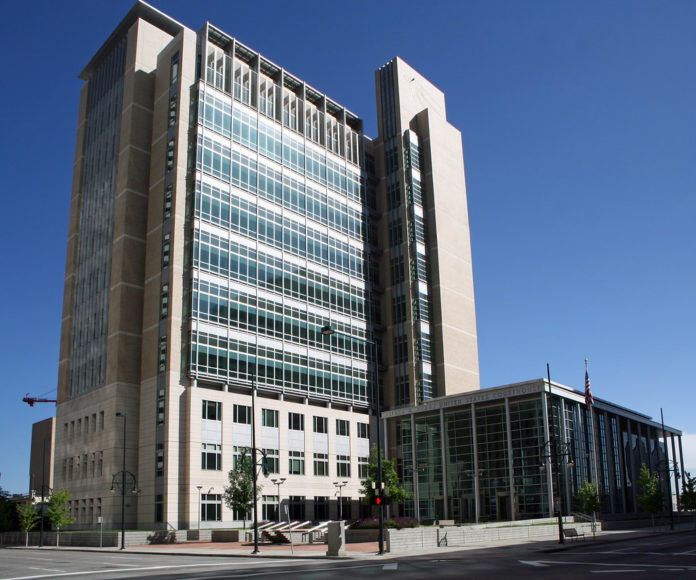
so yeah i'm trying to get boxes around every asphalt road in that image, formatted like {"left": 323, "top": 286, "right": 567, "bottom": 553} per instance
{"left": 2, "top": 531, "right": 695, "bottom": 580}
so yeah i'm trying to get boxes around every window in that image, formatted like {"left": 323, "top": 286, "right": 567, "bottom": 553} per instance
{"left": 162, "top": 233, "right": 171, "bottom": 267}
{"left": 289, "top": 413, "right": 304, "bottom": 431}
{"left": 160, "top": 284, "right": 169, "bottom": 318}
{"left": 288, "top": 496, "right": 306, "bottom": 520}
{"left": 262, "top": 409, "right": 278, "bottom": 427}
{"left": 202, "top": 400, "right": 221, "bottom": 420}
{"left": 394, "top": 334, "right": 408, "bottom": 364}
{"left": 155, "top": 494, "right": 164, "bottom": 523}
{"left": 337, "top": 455, "right": 351, "bottom": 477}
{"left": 158, "top": 336, "right": 167, "bottom": 372}
{"left": 156, "top": 445, "right": 164, "bottom": 477}
{"left": 262, "top": 448, "right": 279, "bottom": 474}
{"left": 313, "top": 416, "right": 327, "bottom": 434}
{"left": 358, "top": 456, "right": 369, "bottom": 479}
{"left": 232, "top": 507, "right": 251, "bottom": 521}
{"left": 289, "top": 450, "right": 305, "bottom": 474}
{"left": 314, "top": 496, "right": 329, "bottom": 521}
{"left": 168, "top": 96, "right": 177, "bottom": 127}
{"left": 262, "top": 495, "right": 279, "bottom": 521}
{"left": 233, "top": 404, "right": 251, "bottom": 424}
{"left": 313, "top": 453, "right": 329, "bottom": 476}
{"left": 166, "top": 139, "right": 175, "bottom": 171}
{"left": 201, "top": 443, "right": 221, "bottom": 470}
{"left": 164, "top": 183, "right": 173, "bottom": 220}
{"left": 201, "top": 494, "right": 221, "bottom": 521}
{"left": 170, "top": 52, "right": 179, "bottom": 85}
{"left": 336, "top": 419, "right": 350, "bottom": 437}
{"left": 357, "top": 422, "right": 369, "bottom": 439}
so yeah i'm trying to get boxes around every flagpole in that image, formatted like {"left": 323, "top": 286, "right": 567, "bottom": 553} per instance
{"left": 585, "top": 358, "right": 600, "bottom": 506}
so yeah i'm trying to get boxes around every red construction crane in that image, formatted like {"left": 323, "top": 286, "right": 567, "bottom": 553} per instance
{"left": 23, "top": 393, "right": 57, "bottom": 407}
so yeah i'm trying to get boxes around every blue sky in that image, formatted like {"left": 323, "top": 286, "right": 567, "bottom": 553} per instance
{"left": 0, "top": 0, "right": 694, "bottom": 494}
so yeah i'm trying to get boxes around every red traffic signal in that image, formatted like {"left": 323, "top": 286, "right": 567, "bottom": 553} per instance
{"left": 372, "top": 494, "right": 391, "bottom": 506}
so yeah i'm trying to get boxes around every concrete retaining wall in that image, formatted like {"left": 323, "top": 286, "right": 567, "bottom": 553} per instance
{"left": 386, "top": 521, "right": 594, "bottom": 554}
{"left": 211, "top": 529, "right": 240, "bottom": 542}
{"left": 0, "top": 529, "right": 187, "bottom": 547}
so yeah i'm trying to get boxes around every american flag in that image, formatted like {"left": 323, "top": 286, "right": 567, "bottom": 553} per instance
{"left": 585, "top": 370, "right": 594, "bottom": 407}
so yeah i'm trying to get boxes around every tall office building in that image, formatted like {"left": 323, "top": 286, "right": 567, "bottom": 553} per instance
{"left": 53, "top": 2, "right": 479, "bottom": 529}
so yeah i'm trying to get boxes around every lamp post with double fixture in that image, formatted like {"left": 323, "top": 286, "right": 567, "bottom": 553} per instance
{"left": 270, "top": 477, "right": 286, "bottom": 521}
{"left": 333, "top": 480, "right": 348, "bottom": 520}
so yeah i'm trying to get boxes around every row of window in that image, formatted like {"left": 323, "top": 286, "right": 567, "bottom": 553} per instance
{"left": 200, "top": 493, "right": 360, "bottom": 522}
{"left": 192, "top": 331, "right": 370, "bottom": 403}
{"left": 194, "top": 208, "right": 365, "bottom": 280}
{"left": 202, "top": 445, "right": 367, "bottom": 479}
{"left": 193, "top": 245, "right": 366, "bottom": 322}
{"left": 199, "top": 96, "right": 364, "bottom": 203}
{"left": 201, "top": 400, "right": 369, "bottom": 436}
{"left": 197, "top": 175, "right": 365, "bottom": 243}
{"left": 62, "top": 451, "right": 104, "bottom": 481}
{"left": 63, "top": 411, "right": 105, "bottom": 441}
{"left": 193, "top": 280, "right": 368, "bottom": 357}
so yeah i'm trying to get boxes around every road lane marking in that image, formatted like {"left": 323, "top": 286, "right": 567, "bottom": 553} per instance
{"left": 4, "top": 562, "right": 385, "bottom": 580}
{"left": 520, "top": 560, "right": 696, "bottom": 571}
{"left": 519, "top": 560, "right": 548, "bottom": 567}
{"left": 383, "top": 563, "right": 398, "bottom": 570}
{"left": 590, "top": 571, "right": 645, "bottom": 574}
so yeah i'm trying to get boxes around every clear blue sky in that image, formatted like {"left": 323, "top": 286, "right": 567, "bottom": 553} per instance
{"left": 0, "top": 0, "right": 694, "bottom": 494}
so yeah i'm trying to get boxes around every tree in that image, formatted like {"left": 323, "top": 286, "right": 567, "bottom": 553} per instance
{"left": 576, "top": 481, "right": 601, "bottom": 514}
{"left": 637, "top": 463, "right": 664, "bottom": 530}
{"left": 576, "top": 481, "right": 601, "bottom": 536}
{"left": 0, "top": 486, "right": 18, "bottom": 533}
{"left": 17, "top": 503, "right": 40, "bottom": 547}
{"left": 223, "top": 451, "right": 261, "bottom": 529}
{"left": 360, "top": 444, "right": 409, "bottom": 506}
{"left": 680, "top": 471, "right": 696, "bottom": 511}
{"left": 47, "top": 489, "right": 75, "bottom": 547}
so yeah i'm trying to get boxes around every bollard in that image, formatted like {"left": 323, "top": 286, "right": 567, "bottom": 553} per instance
{"left": 326, "top": 521, "right": 346, "bottom": 557}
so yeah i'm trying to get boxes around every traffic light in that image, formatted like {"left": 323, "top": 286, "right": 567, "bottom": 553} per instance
{"left": 372, "top": 493, "right": 391, "bottom": 506}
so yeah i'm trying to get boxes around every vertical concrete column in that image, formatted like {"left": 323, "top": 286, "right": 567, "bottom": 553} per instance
{"left": 504, "top": 398, "right": 514, "bottom": 520}
{"left": 326, "top": 521, "right": 346, "bottom": 557}
{"left": 440, "top": 407, "right": 448, "bottom": 520}
{"left": 541, "top": 391, "right": 554, "bottom": 518}
{"left": 471, "top": 403, "right": 480, "bottom": 523}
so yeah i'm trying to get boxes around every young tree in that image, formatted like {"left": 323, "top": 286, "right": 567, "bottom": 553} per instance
{"left": 576, "top": 481, "right": 601, "bottom": 513}
{"left": 17, "top": 503, "right": 40, "bottom": 547}
{"left": 223, "top": 451, "right": 261, "bottom": 529}
{"left": 47, "top": 489, "right": 75, "bottom": 547}
{"left": 680, "top": 471, "right": 696, "bottom": 511}
{"left": 360, "top": 444, "right": 409, "bottom": 506}
{"left": 576, "top": 481, "right": 601, "bottom": 536}
{"left": 637, "top": 463, "right": 664, "bottom": 530}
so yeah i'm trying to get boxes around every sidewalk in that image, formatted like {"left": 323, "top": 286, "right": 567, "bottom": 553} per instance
{"left": 16, "top": 523, "right": 694, "bottom": 560}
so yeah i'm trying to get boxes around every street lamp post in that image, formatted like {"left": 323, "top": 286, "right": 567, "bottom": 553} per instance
{"left": 271, "top": 478, "right": 286, "bottom": 521}
{"left": 196, "top": 486, "right": 203, "bottom": 533}
{"left": 333, "top": 481, "right": 348, "bottom": 520}
{"left": 322, "top": 325, "right": 384, "bottom": 555}
{"left": 115, "top": 412, "right": 127, "bottom": 550}
{"left": 241, "top": 375, "right": 269, "bottom": 557}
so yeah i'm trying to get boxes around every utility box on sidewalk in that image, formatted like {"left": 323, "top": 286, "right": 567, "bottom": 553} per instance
{"left": 326, "top": 521, "right": 346, "bottom": 557}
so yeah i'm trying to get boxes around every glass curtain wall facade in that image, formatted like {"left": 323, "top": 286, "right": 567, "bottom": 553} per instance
{"left": 385, "top": 380, "right": 684, "bottom": 523}
{"left": 190, "top": 26, "right": 374, "bottom": 405}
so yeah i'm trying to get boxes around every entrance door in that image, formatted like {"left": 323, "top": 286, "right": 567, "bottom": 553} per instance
{"left": 461, "top": 494, "right": 475, "bottom": 522}
{"left": 496, "top": 492, "right": 510, "bottom": 521}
